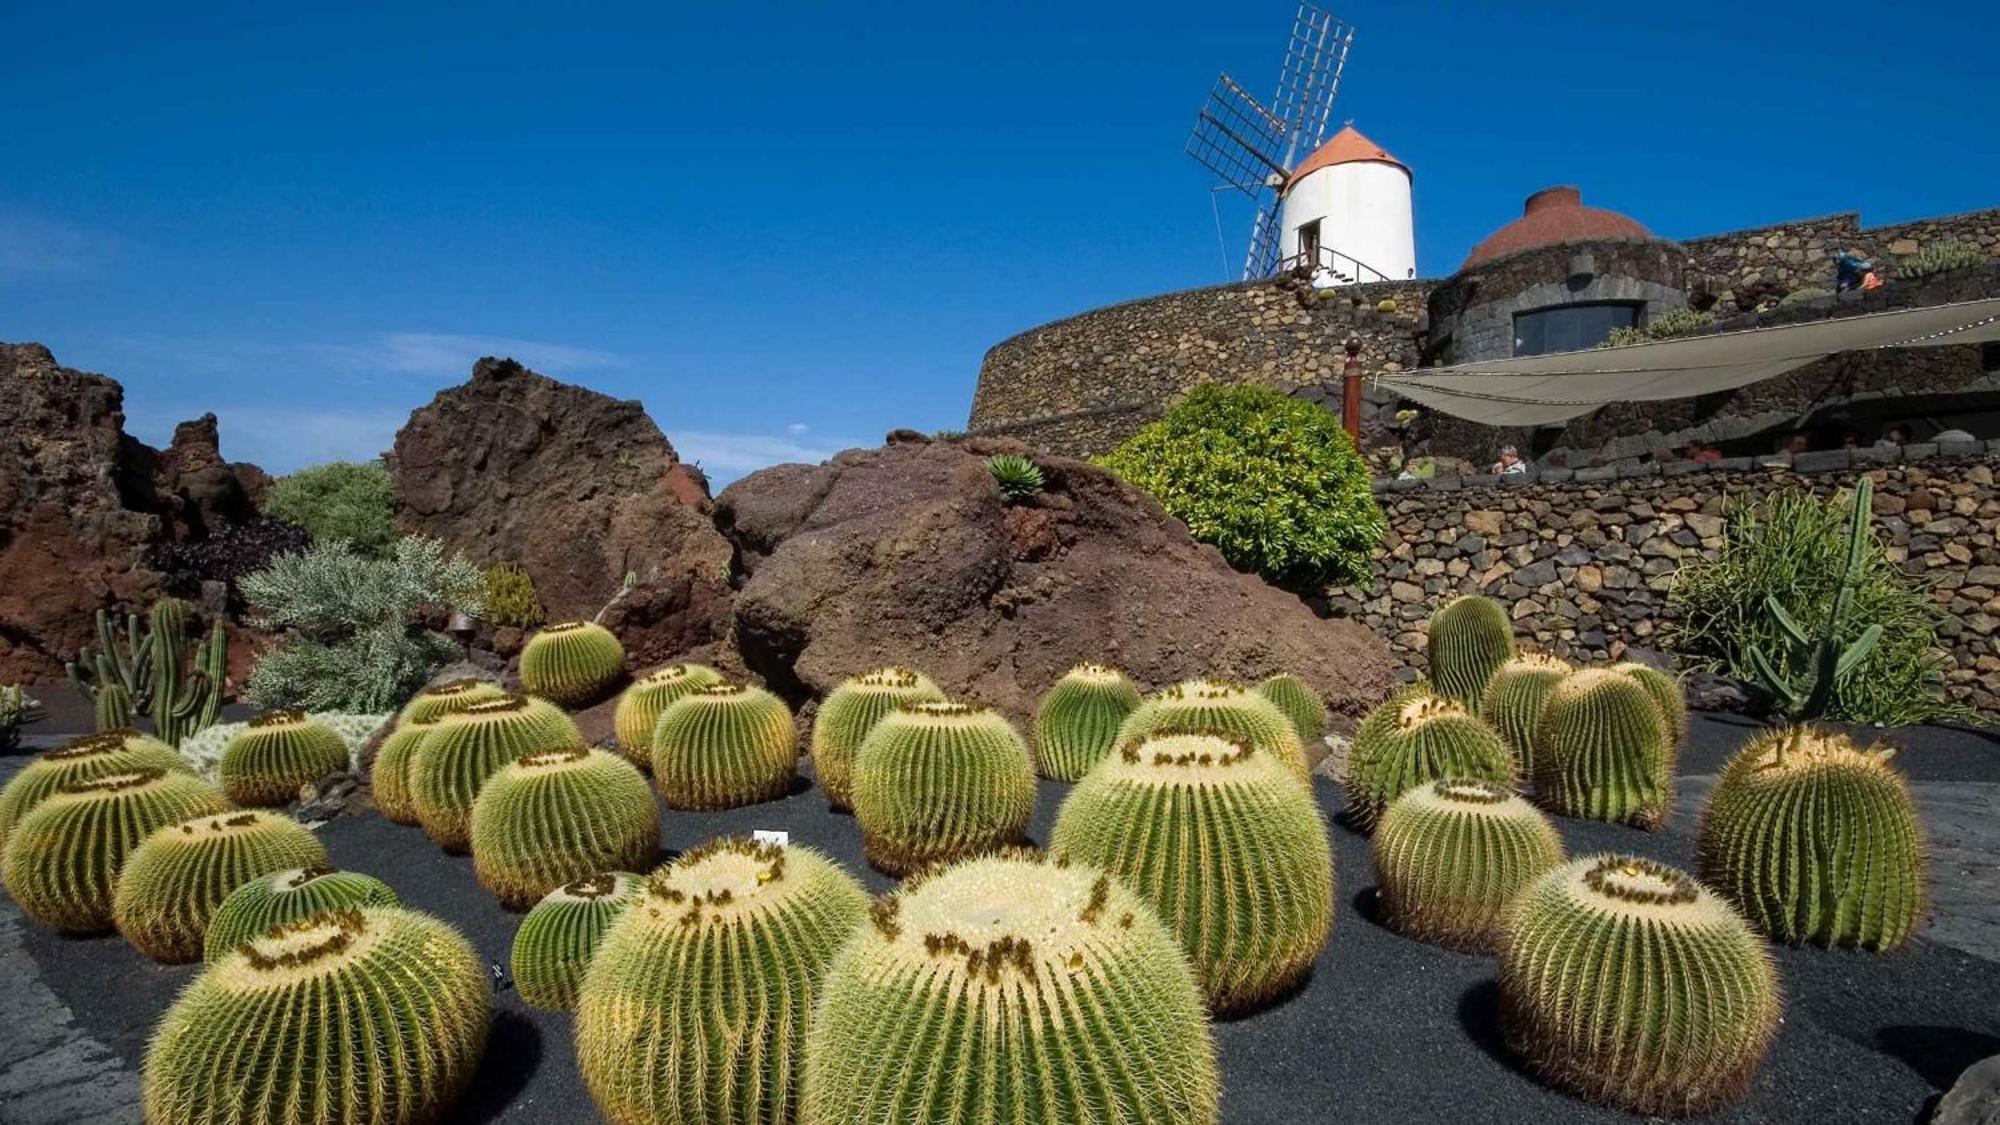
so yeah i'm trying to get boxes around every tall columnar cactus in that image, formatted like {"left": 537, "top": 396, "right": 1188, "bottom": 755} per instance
{"left": 1533, "top": 669, "right": 1674, "bottom": 828}
{"left": 851, "top": 701, "right": 1037, "bottom": 876}
{"left": 219, "top": 710, "right": 352, "bottom": 807}
{"left": 1051, "top": 730, "right": 1334, "bottom": 1012}
{"left": 576, "top": 840, "right": 870, "bottom": 1124}
{"left": 470, "top": 747, "right": 660, "bottom": 908}
{"left": 812, "top": 666, "right": 948, "bottom": 805}
{"left": 1748, "top": 475, "right": 1884, "bottom": 722}
{"left": 143, "top": 907, "right": 490, "bottom": 1125}
{"left": 1344, "top": 685, "right": 1514, "bottom": 830}
{"left": 396, "top": 677, "right": 508, "bottom": 725}
{"left": 203, "top": 865, "right": 401, "bottom": 962}
{"left": 803, "top": 852, "right": 1220, "bottom": 1125}
{"left": 410, "top": 694, "right": 582, "bottom": 851}
{"left": 1612, "top": 661, "right": 1689, "bottom": 747}
{"left": 67, "top": 600, "right": 226, "bottom": 746}
{"left": 1478, "top": 652, "right": 1572, "bottom": 774}
{"left": 1031, "top": 662, "right": 1142, "bottom": 781}
{"left": 0, "top": 730, "right": 192, "bottom": 864}
{"left": 1426, "top": 594, "right": 1516, "bottom": 706}
{"left": 3, "top": 768, "right": 228, "bottom": 932}
{"left": 95, "top": 682, "right": 135, "bottom": 731}
{"left": 367, "top": 719, "right": 433, "bottom": 826}
{"left": 1696, "top": 726, "right": 1927, "bottom": 950}
{"left": 0, "top": 683, "right": 39, "bottom": 751}
{"left": 519, "top": 620, "right": 628, "bottom": 707}
{"left": 1372, "top": 777, "right": 1564, "bottom": 951}
{"left": 1114, "top": 678, "right": 1310, "bottom": 783}
{"left": 1497, "top": 855, "right": 1780, "bottom": 1116}
{"left": 1254, "top": 672, "right": 1328, "bottom": 745}
{"left": 113, "top": 810, "right": 330, "bottom": 963}
{"left": 613, "top": 663, "right": 725, "bottom": 772}
{"left": 511, "top": 871, "right": 643, "bottom": 1010}
{"left": 649, "top": 683, "right": 798, "bottom": 811}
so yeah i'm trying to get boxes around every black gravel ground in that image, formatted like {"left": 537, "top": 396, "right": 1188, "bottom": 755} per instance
{"left": 6, "top": 713, "right": 1999, "bottom": 1124}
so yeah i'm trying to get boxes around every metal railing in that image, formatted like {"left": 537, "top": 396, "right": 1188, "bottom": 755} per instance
{"left": 1274, "top": 244, "right": 1396, "bottom": 285}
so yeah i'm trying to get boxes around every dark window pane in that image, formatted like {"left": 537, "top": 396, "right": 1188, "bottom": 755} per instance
{"left": 1511, "top": 303, "right": 1640, "bottom": 356}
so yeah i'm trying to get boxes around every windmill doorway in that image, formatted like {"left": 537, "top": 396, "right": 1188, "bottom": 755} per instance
{"left": 1297, "top": 220, "right": 1321, "bottom": 270}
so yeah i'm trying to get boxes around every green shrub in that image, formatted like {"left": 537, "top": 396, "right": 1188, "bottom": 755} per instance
{"left": 1601, "top": 306, "right": 1715, "bottom": 347}
{"left": 481, "top": 563, "right": 545, "bottom": 629}
{"left": 1778, "top": 285, "right": 1832, "bottom": 307}
{"left": 1897, "top": 240, "right": 1986, "bottom": 279}
{"left": 1097, "top": 384, "right": 1384, "bottom": 588}
{"left": 261, "top": 460, "right": 397, "bottom": 554}
{"left": 986, "top": 454, "right": 1045, "bottom": 502}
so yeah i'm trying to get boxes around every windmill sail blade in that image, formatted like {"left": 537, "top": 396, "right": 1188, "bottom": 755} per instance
{"left": 1185, "top": 73, "right": 1288, "bottom": 196}
{"left": 1270, "top": 4, "right": 1354, "bottom": 168}
{"left": 1245, "top": 199, "right": 1284, "bottom": 280}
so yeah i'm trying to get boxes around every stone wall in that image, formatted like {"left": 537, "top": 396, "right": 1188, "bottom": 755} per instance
{"left": 1423, "top": 236, "right": 1691, "bottom": 366}
{"left": 1685, "top": 207, "right": 2000, "bottom": 312}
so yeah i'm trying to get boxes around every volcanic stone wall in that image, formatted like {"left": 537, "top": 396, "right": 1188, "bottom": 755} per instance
{"left": 1685, "top": 206, "right": 2000, "bottom": 311}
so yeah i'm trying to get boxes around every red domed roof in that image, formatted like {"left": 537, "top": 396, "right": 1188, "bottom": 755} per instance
{"left": 1283, "top": 125, "right": 1408, "bottom": 192}
{"left": 1460, "top": 186, "right": 1653, "bottom": 269}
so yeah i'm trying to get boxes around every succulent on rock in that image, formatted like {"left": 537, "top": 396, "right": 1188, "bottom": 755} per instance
{"left": 1031, "top": 661, "right": 1141, "bottom": 781}
{"left": 470, "top": 747, "right": 659, "bottom": 908}
{"left": 0, "top": 730, "right": 192, "bottom": 864}
{"left": 576, "top": 839, "right": 869, "bottom": 1124}
{"left": 1696, "top": 726, "right": 1927, "bottom": 950}
{"left": 812, "top": 666, "right": 948, "bottom": 806}
{"left": 113, "top": 810, "right": 330, "bottom": 963}
{"left": 519, "top": 620, "right": 627, "bottom": 707}
{"left": 1478, "top": 652, "right": 1573, "bottom": 774}
{"left": 511, "top": 871, "right": 643, "bottom": 1010}
{"left": 649, "top": 683, "right": 797, "bottom": 811}
{"left": 1344, "top": 685, "right": 1514, "bottom": 830}
{"left": 851, "top": 700, "right": 1037, "bottom": 876}
{"left": 203, "top": 865, "right": 401, "bottom": 962}
{"left": 3, "top": 768, "right": 228, "bottom": 932}
{"left": 613, "top": 663, "right": 725, "bottom": 772}
{"left": 396, "top": 677, "right": 508, "bottom": 725}
{"left": 1426, "top": 595, "right": 1515, "bottom": 706}
{"left": 218, "top": 710, "right": 351, "bottom": 807}
{"left": 1113, "top": 678, "right": 1309, "bottom": 783}
{"left": 143, "top": 907, "right": 489, "bottom": 1125}
{"left": 803, "top": 851, "right": 1220, "bottom": 1125}
{"left": 986, "top": 453, "right": 1045, "bottom": 502}
{"left": 1371, "top": 777, "right": 1564, "bottom": 951}
{"left": 1050, "top": 729, "right": 1334, "bottom": 1012}
{"left": 1611, "top": 661, "right": 1689, "bottom": 746}
{"left": 367, "top": 719, "right": 433, "bottom": 826}
{"left": 410, "top": 693, "right": 582, "bottom": 851}
{"left": 1532, "top": 669, "right": 1673, "bottom": 828}
{"left": 1497, "top": 854, "right": 1780, "bottom": 1117}
{"left": 1254, "top": 672, "right": 1327, "bottom": 745}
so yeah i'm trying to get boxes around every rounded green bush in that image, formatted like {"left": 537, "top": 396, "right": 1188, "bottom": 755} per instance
{"left": 1051, "top": 730, "right": 1334, "bottom": 1012}
{"left": 396, "top": 677, "right": 508, "bottom": 725}
{"left": 368, "top": 719, "right": 432, "bottom": 826}
{"left": 519, "top": 620, "right": 627, "bottom": 707}
{"left": 1612, "top": 661, "right": 1688, "bottom": 747}
{"left": 469, "top": 747, "right": 659, "bottom": 908}
{"left": 613, "top": 663, "right": 725, "bottom": 772}
{"left": 1114, "top": 678, "right": 1309, "bottom": 783}
{"left": 0, "top": 730, "right": 192, "bottom": 865}
{"left": 410, "top": 694, "right": 582, "bottom": 851}
{"left": 1533, "top": 669, "right": 1674, "bottom": 828}
{"left": 803, "top": 851, "right": 1220, "bottom": 1125}
{"left": 810, "top": 666, "right": 946, "bottom": 807}
{"left": 203, "top": 866, "right": 401, "bottom": 962}
{"left": 113, "top": 810, "right": 329, "bottom": 963}
{"left": 3, "top": 768, "right": 228, "bottom": 932}
{"left": 143, "top": 906, "right": 489, "bottom": 1125}
{"left": 511, "top": 871, "right": 643, "bottom": 1010}
{"left": 1427, "top": 595, "right": 1515, "bottom": 706}
{"left": 1478, "top": 652, "right": 1572, "bottom": 775}
{"left": 1254, "top": 672, "right": 1327, "bottom": 745}
{"left": 851, "top": 701, "right": 1037, "bottom": 876}
{"left": 1344, "top": 685, "right": 1514, "bottom": 830}
{"left": 1372, "top": 777, "right": 1564, "bottom": 951}
{"left": 1696, "top": 726, "right": 1927, "bottom": 950}
{"left": 219, "top": 710, "right": 352, "bottom": 807}
{"left": 650, "top": 683, "right": 797, "bottom": 811}
{"left": 576, "top": 839, "right": 869, "bottom": 1124}
{"left": 260, "top": 458, "right": 397, "bottom": 553}
{"left": 1498, "top": 854, "right": 1780, "bottom": 1116}
{"left": 1031, "top": 661, "right": 1141, "bottom": 781}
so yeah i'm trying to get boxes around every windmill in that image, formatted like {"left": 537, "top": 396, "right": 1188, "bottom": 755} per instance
{"left": 1185, "top": 4, "right": 1355, "bottom": 279}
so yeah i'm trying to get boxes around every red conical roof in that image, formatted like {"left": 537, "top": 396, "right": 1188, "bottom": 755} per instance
{"left": 1461, "top": 186, "right": 1653, "bottom": 268}
{"left": 1283, "top": 125, "right": 1408, "bottom": 192}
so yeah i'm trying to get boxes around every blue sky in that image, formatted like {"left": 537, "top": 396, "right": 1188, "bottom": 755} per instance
{"left": 4, "top": 1, "right": 1996, "bottom": 483}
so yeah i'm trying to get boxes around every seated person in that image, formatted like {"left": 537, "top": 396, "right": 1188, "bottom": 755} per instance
{"left": 1490, "top": 445, "right": 1528, "bottom": 475}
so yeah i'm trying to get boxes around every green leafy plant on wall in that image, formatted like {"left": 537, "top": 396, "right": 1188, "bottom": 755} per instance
{"left": 1602, "top": 307, "right": 1715, "bottom": 347}
{"left": 481, "top": 563, "right": 546, "bottom": 629}
{"left": 261, "top": 459, "right": 397, "bottom": 554}
{"left": 1897, "top": 241, "right": 1986, "bottom": 279}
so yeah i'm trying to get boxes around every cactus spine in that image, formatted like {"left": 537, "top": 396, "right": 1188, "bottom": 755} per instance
{"left": 1344, "top": 685, "right": 1514, "bottom": 830}
{"left": 1254, "top": 671, "right": 1327, "bottom": 744}
{"left": 851, "top": 701, "right": 1037, "bottom": 876}
{"left": 219, "top": 710, "right": 352, "bottom": 807}
{"left": 67, "top": 600, "right": 226, "bottom": 745}
{"left": 613, "top": 663, "right": 725, "bottom": 772}
{"left": 396, "top": 677, "right": 508, "bottom": 724}
{"left": 367, "top": 719, "right": 432, "bottom": 826}
{"left": 519, "top": 620, "right": 627, "bottom": 707}
{"left": 1114, "top": 678, "right": 1310, "bottom": 783}
{"left": 1372, "top": 778, "right": 1564, "bottom": 951}
{"left": 649, "top": 683, "right": 798, "bottom": 811}
{"left": 1478, "top": 652, "right": 1572, "bottom": 775}
{"left": 470, "top": 747, "right": 660, "bottom": 908}
{"left": 511, "top": 871, "right": 643, "bottom": 1010}
{"left": 410, "top": 694, "right": 582, "bottom": 851}
{"left": 812, "top": 666, "right": 948, "bottom": 806}
{"left": 1426, "top": 594, "right": 1516, "bottom": 706}
{"left": 1612, "top": 661, "right": 1689, "bottom": 746}
{"left": 203, "top": 866, "right": 401, "bottom": 962}
{"left": 1532, "top": 669, "right": 1674, "bottom": 828}
{"left": 0, "top": 730, "right": 192, "bottom": 863}
{"left": 113, "top": 810, "right": 330, "bottom": 963}
{"left": 1031, "top": 662, "right": 1142, "bottom": 781}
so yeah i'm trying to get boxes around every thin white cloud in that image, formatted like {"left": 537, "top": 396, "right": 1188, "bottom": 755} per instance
{"left": 786, "top": 422, "right": 810, "bottom": 435}
{"left": 0, "top": 208, "right": 112, "bottom": 283}
{"left": 315, "top": 333, "right": 624, "bottom": 380}
{"left": 672, "top": 431, "right": 860, "bottom": 477}
{"left": 124, "top": 403, "right": 409, "bottom": 475}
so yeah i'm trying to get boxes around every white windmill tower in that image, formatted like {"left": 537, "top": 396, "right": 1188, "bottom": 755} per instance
{"left": 1185, "top": 4, "right": 1414, "bottom": 286}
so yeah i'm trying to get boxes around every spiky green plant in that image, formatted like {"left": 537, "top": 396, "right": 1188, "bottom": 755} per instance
{"left": 3, "top": 768, "right": 228, "bottom": 932}
{"left": 367, "top": 719, "right": 432, "bottom": 826}
{"left": 851, "top": 701, "right": 1037, "bottom": 876}
{"left": 803, "top": 851, "right": 1220, "bottom": 1125}
{"left": 986, "top": 454, "right": 1046, "bottom": 502}
{"left": 576, "top": 839, "right": 870, "bottom": 1124}
{"left": 1372, "top": 777, "right": 1564, "bottom": 951}
{"left": 1426, "top": 595, "right": 1515, "bottom": 706}
{"left": 650, "top": 683, "right": 798, "bottom": 811}
{"left": 113, "top": 810, "right": 329, "bottom": 963}
{"left": 0, "top": 730, "right": 192, "bottom": 864}
{"left": 1031, "top": 662, "right": 1142, "bottom": 781}
{"left": 811, "top": 666, "right": 948, "bottom": 807}
{"left": 409, "top": 693, "right": 582, "bottom": 851}
{"left": 0, "top": 683, "right": 38, "bottom": 752}
{"left": 218, "top": 710, "right": 352, "bottom": 807}
{"left": 519, "top": 620, "right": 627, "bottom": 707}
{"left": 1478, "top": 652, "right": 1573, "bottom": 774}
{"left": 1344, "top": 685, "right": 1514, "bottom": 830}
{"left": 396, "top": 677, "right": 508, "bottom": 725}
{"left": 470, "top": 747, "right": 659, "bottom": 908}
{"left": 613, "top": 663, "right": 726, "bottom": 772}
{"left": 1533, "top": 669, "right": 1674, "bottom": 828}
{"left": 511, "top": 871, "right": 643, "bottom": 1010}
{"left": 1696, "top": 726, "right": 1927, "bottom": 950}
{"left": 142, "top": 907, "right": 489, "bottom": 1125}
{"left": 1497, "top": 854, "right": 1780, "bottom": 1116}
{"left": 1114, "top": 678, "right": 1309, "bottom": 783}
{"left": 1254, "top": 672, "right": 1326, "bottom": 744}
{"left": 66, "top": 599, "right": 227, "bottom": 746}
{"left": 1051, "top": 730, "right": 1333, "bottom": 1012}
{"left": 1897, "top": 240, "right": 1986, "bottom": 278}
{"left": 1612, "top": 661, "right": 1688, "bottom": 746}
{"left": 203, "top": 865, "right": 401, "bottom": 962}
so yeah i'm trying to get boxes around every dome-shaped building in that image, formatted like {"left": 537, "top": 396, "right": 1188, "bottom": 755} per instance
{"left": 1275, "top": 124, "right": 1416, "bottom": 286}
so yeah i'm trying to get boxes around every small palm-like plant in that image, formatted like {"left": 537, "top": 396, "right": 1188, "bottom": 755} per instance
{"left": 203, "top": 865, "right": 401, "bottom": 961}
{"left": 986, "top": 454, "right": 1045, "bottom": 502}
{"left": 511, "top": 871, "right": 643, "bottom": 1010}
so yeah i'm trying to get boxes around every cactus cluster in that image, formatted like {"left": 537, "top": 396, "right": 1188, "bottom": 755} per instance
{"left": 143, "top": 907, "right": 490, "bottom": 1125}
{"left": 4, "top": 768, "right": 228, "bottom": 932}
{"left": 576, "top": 840, "right": 869, "bottom": 1124}
{"left": 66, "top": 599, "right": 226, "bottom": 746}
{"left": 1478, "top": 652, "right": 1572, "bottom": 774}
{"left": 511, "top": 871, "right": 643, "bottom": 1010}
{"left": 519, "top": 620, "right": 627, "bottom": 706}
{"left": 650, "top": 683, "right": 798, "bottom": 810}
{"left": 613, "top": 663, "right": 725, "bottom": 771}
{"left": 1031, "top": 662, "right": 1141, "bottom": 781}
{"left": 410, "top": 694, "right": 582, "bottom": 851}
{"left": 219, "top": 710, "right": 351, "bottom": 807}
{"left": 1372, "top": 778, "right": 1563, "bottom": 951}
{"left": 0, "top": 730, "right": 192, "bottom": 863}
{"left": 1696, "top": 726, "right": 1927, "bottom": 950}
{"left": 811, "top": 666, "right": 946, "bottom": 806}
{"left": 1254, "top": 672, "right": 1327, "bottom": 744}
{"left": 203, "top": 865, "right": 401, "bottom": 962}
{"left": 851, "top": 701, "right": 1037, "bottom": 876}
{"left": 367, "top": 719, "right": 433, "bottom": 826}
{"left": 803, "top": 852, "right": 1220, "bottom": 1125}
{"left": 113, "top": 810, "right": 330, "bottom": 963}
{"left": 1532, "top": 669, "right": 1673, "bottom": 828}
{"left": 1497, "top": 855, "right": 1780, "bottom": 1116}
{"left": 1426, "top": 595, "right": 1515, "bottom": 706}
{"left": 1051, "top": 730, "right": 1334, "bottom": 1012}
{"left": 396, "top": 677, "right": 508, "bottom": 724}
{"left": 1114, "top": 678, "right": 1309, "bottom": 783}
{"left": 1344, "top": 685, "right": 1514, "bottom": 830}
{"left": 470, "top": 747, "right": 659, "bottom": 907}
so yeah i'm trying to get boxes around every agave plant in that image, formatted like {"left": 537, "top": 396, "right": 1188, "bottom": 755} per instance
{"left": 986, "top": 454, "right": 1045, "bottom": 503}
